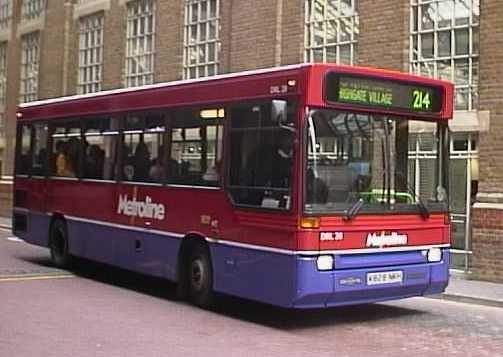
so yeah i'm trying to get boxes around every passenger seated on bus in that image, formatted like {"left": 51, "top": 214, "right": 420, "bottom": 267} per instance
{"left": 179, "top": 161, "right": 191, "bottom": 179}
{"left": 84, "top": 145, "right": 105, "bottom": 179}
{"left": 55, "top": 141, "right": 75, "bottom": 177}
{"left": 122, "top": 145, "right": 134, "bottom": 181}
{"left": 67, "top": 137, "right": 81, "bottom": 177}
{"left": 133, "top": 141, "right": 151, "bottom": 182}
{"left": 149, "top": 148, "right": 166, "bottom": 183}
{"left": 166, "top": 157, "right": 180, "bottom": 183}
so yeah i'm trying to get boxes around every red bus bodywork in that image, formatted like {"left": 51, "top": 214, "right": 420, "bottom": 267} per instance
{"left": 14, "top": 64, "right": 453, "bottom": 308}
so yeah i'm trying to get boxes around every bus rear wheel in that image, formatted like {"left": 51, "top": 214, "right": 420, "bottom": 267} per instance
{"left": 188, "top": 242, "right": 214, "bottom": 308}
{"left": 49, "top": 219, "right": 72, "bottom": 268}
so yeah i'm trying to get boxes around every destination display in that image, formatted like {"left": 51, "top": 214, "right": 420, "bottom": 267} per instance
{"left": 325, "top": 72, "right": 444, "bottom": 114}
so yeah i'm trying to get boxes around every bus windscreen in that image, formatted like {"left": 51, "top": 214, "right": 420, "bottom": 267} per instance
{"left": 325, "top": 72, "right": 444, "bottom": 115}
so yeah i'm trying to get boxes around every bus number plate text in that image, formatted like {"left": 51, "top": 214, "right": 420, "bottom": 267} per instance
{"left": 366, "top": 271, "right": 403, "bottom": 286}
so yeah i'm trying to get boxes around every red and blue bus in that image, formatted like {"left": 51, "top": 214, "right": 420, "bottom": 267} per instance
{"left": 13, "top": 64, "right": 453, "bottom": 308}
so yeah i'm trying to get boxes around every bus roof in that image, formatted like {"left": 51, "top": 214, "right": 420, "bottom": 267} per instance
{"left": 17, "top": 63, "right": 453, "bottom": 121}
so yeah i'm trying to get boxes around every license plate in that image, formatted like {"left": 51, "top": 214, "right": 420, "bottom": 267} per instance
{"left": 367, "top": 271, "right": 403, "bottom": 286}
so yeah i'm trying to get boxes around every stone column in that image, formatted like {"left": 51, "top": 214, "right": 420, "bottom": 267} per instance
{"left": 471, "top": 0, "right": 503, "bottom": 283}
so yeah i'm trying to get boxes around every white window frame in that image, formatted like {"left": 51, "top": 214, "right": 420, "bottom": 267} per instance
{"left": 125, "top": 0, "right": 156, "bottom": 88}
{"left": 21, "top": 0, "right": 46, "bottom": 21}
{"left": 183, "top": 0, "right": 221, "bottom": 79}
{"left": 19, "top": 32, "right": 39, "bottom": 103}
{"left": 410, "top": 0, "right": 480, "bottom": 111}
{"left": 0, "top": 0, "right": 12, "bottom": 30}
{"left": 304, "top": 0, "right": 359, "bottom": 65}
{"left": 78, "top": 12, "right": 104, "bottom": 94}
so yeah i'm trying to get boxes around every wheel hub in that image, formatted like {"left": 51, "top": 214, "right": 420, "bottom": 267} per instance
{"left": 190, "top": 259, "right": 205, "bottom": 291}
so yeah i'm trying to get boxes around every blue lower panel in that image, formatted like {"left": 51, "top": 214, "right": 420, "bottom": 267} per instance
{"left": 212, "top": 244, "right": 449, "bottom": 309}
{"left": 17, "top": 213, "right": 181, "bottom": 281}
{"left": 16, "top": 211, "right": 51, "bottom": 247}
{"left": 210, "top": 244, "right": 297, "bottom": 307}
{"left": 16, "top": 213, "right": 449, "bottom": 309}
{"left": 67, "top": 220, "right": 181, "bottom": 281}
{"left": 294, "top": 250, "right": 450, "bottom": 309}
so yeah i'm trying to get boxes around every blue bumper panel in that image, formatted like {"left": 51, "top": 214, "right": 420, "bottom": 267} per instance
{"left": 293, "top": 250, "right": 450, "bottom": 309}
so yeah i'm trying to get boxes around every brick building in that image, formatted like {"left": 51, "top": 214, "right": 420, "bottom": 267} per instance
{"left": 0, "top": 0, "right": 501, "bottom": 282}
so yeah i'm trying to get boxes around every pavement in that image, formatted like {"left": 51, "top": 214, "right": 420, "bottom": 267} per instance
{"left": 0, "top": 216, "right": 10, "bottom": 230}
{"left": 0, "top": 216, "right": 501, "bottom": 309}
{"left": 436, "top": 275, "right": 503, "bottom": 308}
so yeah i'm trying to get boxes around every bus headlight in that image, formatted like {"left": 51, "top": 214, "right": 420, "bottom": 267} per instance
{"left": 317, "top": 255, "right": 334, "bottom": 271}
{"left": 427, "top": 248, "right": 442, "bottom": 262}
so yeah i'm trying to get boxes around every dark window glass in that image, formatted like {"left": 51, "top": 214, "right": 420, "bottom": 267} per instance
{"left": 16, "top": 124, "right": 32, "bottom": 175}
{"left": 228, "top": 102, "right": 296, "bottom": 209}
{"left": 82, "top": 117, "right": 119, "bottom": 180}
{"left": 453, "top": 138, "right": 468, "bottom": 151}
{"left": 168, "top": 108, "right": 224, "bottom": 186}
{"left": 122, "top": 113, "right": 165, "bottom": 183}
{"left": 31, "top": 123, "right": 48, "bottom": 176}
{"left": 51, "top": 121, "right": 82, "bottom": 178}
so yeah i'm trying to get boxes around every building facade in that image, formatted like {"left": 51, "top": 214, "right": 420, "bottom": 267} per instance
{"left": 0, "top": 0, "right": 501, "bottom": 282}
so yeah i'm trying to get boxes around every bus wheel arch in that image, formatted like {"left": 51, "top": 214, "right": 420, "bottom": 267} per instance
{"left": 49, "top": 214, "right": 72, "bottom": 268}
{"left": 176, "top": 234, "right": 214, "bottom": 308}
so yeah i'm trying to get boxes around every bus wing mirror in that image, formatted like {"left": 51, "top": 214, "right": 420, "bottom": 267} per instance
{"left": 271, "top": 100, "right": 295, "bottom": 132}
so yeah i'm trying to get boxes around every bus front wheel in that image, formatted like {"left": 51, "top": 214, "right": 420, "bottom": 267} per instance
{"left": 188, "top": 242, "right": 214, "bottom": 308}
{"left": 49, "top": 219, "right": 72, "bottom": 268}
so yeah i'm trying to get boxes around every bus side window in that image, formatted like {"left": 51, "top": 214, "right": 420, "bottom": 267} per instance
{"left": 82, "top": 117, "right": 118, "bottom": 181}
{"left": 121, "top": 114, "right": 165, "bottom": 183}
{"left": 51, "top": 121, "right": 81, "bottom": 178}
{"left": 168, "top": 108, "right": 223, "bottom": 187}
{"left": 227, "top": 102, "right": 295, "bottom": 209}
{"left": 16, "top": 124, "right": 32, "bottom": 176}
{"left": 31, "top": 123, "right": 48, "bottom": 176}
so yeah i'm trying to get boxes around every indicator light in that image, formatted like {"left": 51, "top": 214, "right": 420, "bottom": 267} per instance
{"left": 301, "top": 217, "right": 320, "bottom": 229}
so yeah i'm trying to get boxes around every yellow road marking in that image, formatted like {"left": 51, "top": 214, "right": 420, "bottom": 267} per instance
{"left": 0, "top": 274, "right": 75, "bottom": 282}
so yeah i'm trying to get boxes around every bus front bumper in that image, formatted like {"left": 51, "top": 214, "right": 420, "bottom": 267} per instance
{"left": 292, "top": 249, "right": 449, "bottom": 309}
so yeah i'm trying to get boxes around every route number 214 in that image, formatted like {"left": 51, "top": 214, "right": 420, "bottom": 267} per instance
{"left": 412, "top": 90, "right": 431, "bottom": 110}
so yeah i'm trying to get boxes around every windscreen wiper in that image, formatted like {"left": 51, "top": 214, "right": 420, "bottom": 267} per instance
{"left": 343, "top": 198, "right": 364, "bottom": 221}
{"left": 395, "top": 171, "right": 430, "bottom": 219}
{"left": 415, "top": 195, "right": 430, "bottom": 219}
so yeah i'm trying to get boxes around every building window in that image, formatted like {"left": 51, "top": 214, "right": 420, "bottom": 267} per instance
{"left": 183, "top": 0, "right": 221, "bottom": 79}
{"left": 0, "top": 42, "right": 6, "bottom": 137}
{"left": 21, "top": 0, "right": 46, "bottom": 21}
{"left": 125, "top": 0, "right": 156, "bottom": 87}
{"left": 410, "top": 0, "right": 480, "bottom": 110}
{"left": 0, "top": 0, "right": 12, "bottom": 30}
{"left": 78, "top": 13, "right": 104, "bottom": 94}
{"left": 304, "top": 0, "right": 359, "bottom": 65}
{"left": 19, "top": 32, "right": 39, "bottom": 103}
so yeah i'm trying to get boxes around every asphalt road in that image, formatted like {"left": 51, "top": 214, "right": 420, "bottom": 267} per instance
{"left": 0, "top": 228, "right": 502, "bottom": 357}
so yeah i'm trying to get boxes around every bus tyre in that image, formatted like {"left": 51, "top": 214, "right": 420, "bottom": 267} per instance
{"left": 188, "top": 243, "right": 214, "bottom": 308}
{"left": 49, "top": 219, "right": 72, "bottom": 268}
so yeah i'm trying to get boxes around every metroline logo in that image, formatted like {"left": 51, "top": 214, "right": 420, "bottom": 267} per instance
{"left": 117, "top": 194, "right": 166, "bottom": 220}
{"left": 366, "top": 231, "right": 408, "bottom": 248}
